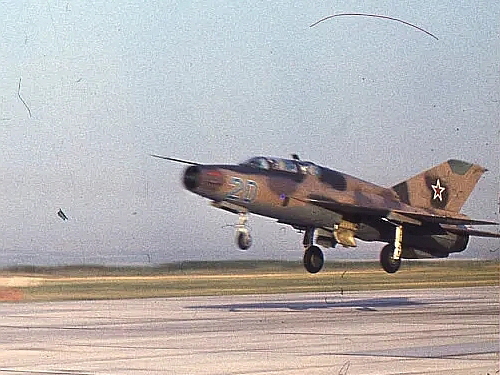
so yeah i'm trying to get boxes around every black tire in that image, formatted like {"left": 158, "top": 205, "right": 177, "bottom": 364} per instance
{"left": 303, "top": 245, "right": 324, "bottom": 274}
{"left": 380, "top": 244, "right": 401, "bottom": 273}
{"left": 236, "top": 232, "right": 252, "bottom": 250}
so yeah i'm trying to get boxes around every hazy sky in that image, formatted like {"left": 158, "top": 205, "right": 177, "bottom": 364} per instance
{"left": 0, "top": 0, "right": 498, "bottom": 265}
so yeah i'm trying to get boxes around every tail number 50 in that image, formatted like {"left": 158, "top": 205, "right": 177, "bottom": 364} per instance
{"left": 227, "top": 177, "right": 258, "bottom": 202}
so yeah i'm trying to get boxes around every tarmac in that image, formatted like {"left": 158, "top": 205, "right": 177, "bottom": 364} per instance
{"left": 0, "top": 286, "right": 498, "bottom": 374}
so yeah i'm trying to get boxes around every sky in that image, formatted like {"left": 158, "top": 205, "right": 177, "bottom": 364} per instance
{"left": 0, "top": 0, "right": 498, "bottom": 266}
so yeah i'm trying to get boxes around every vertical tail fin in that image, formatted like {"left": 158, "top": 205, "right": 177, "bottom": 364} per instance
{"left": 391, "top": 159, "right": 487, "bottom": 213}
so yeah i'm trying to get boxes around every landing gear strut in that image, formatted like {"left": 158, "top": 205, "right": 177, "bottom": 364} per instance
{"left": 302, "top": 227, "right": 324, "bottom": 273}
{"left": 235, "top": 213, "right": 252, "bottom": 250}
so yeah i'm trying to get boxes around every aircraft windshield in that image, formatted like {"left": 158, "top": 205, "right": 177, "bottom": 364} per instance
{"left": 241, "top": 157, "right": 321, "bottom": 176}
{"left": 242, "top": 157, "right": 271, "bottom": 170}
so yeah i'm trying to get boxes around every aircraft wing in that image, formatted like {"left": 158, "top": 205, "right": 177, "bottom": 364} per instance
{"left": 439, "top": 224, "right": 500, "bottom": 238}
{"left": 390, "top": 210, "right": 499, "bottom": 226}
{"left": 302, "top": 196, "right": 499, "bottom": 227}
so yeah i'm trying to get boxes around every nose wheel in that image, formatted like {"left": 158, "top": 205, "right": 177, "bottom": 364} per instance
{"left": 236, "top": 231, "right": 252, "bottom": 250}
{"left": 235, "top": 213, "right": 252, "bottom": 250}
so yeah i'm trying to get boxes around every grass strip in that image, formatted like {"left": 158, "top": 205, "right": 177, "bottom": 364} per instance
{"left": 0, "top": 260, "right": 498, "bottom": 302}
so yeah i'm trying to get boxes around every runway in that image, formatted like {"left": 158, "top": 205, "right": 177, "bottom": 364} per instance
{"left": 0, "top": 286, "right": 498, "bottom": 374}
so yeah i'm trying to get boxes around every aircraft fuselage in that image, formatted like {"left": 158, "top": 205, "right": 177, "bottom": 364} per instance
{"left": 152, "top": 155, "right": 499, "bottom": 273}
{"left": 183, "top": 161, "right": 468, "bottom": 256}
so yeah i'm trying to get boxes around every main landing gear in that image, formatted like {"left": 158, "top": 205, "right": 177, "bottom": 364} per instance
{"left": 232, "top": 213, "right": 404, "bottom": 274}
{"left": 302, "top": 227, "right": 324, "bottom": 273}
{"left": 379, "top": 224, "right": 403, "bottom": 273}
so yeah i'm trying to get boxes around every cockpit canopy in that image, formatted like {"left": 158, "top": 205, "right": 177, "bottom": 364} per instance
{"left": 240, "top": 156, "right": 321, "bottom": 176}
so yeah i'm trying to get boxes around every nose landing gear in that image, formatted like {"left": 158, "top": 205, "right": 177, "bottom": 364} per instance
{"left": 236, "top": 231, "right": 252, "bottom": 250}
{"left": 235, "top": 213, "right": 252, "bottom": 250}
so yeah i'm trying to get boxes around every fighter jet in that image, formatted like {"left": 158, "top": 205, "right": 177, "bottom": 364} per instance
{"left": 153, "top": 155, "right": 500, "bottom": 273}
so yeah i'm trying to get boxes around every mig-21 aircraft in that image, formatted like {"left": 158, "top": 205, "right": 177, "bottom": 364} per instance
{"left": 154, "top": 155, "right": 500, "bottom": 273}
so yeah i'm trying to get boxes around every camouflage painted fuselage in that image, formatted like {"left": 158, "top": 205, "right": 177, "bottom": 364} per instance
{"left": 181, "top": 157, "right": 487, "bottom": 258}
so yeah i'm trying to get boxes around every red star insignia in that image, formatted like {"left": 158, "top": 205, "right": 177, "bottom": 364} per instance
{"left": 431, "top": 179, "right": 446, "bottom": 201}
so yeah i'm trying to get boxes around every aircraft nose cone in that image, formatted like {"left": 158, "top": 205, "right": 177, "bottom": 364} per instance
{"left": 183, "top": 165, "right": 201, "bottom": 190}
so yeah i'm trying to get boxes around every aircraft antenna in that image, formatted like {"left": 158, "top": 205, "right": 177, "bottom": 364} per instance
{"left": 150, "top": 154, "right": 200, "bottom": 166}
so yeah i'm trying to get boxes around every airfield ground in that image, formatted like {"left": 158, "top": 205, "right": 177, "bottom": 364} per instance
{"left": 0, "top": 260, "right": 498, "bottom": 302}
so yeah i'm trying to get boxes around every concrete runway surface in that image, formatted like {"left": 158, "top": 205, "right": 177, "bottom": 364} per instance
{"left": 0, "top": 286, "right": 498, "bottom": 375}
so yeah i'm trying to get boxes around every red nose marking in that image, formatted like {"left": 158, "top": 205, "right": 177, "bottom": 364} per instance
{"left": 204, "top": 169, "right": 223, "bottom": 186}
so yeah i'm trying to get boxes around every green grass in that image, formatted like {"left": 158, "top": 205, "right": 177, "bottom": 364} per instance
{"left": 0, "top": 260, "right": 498, "bottom": 302}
